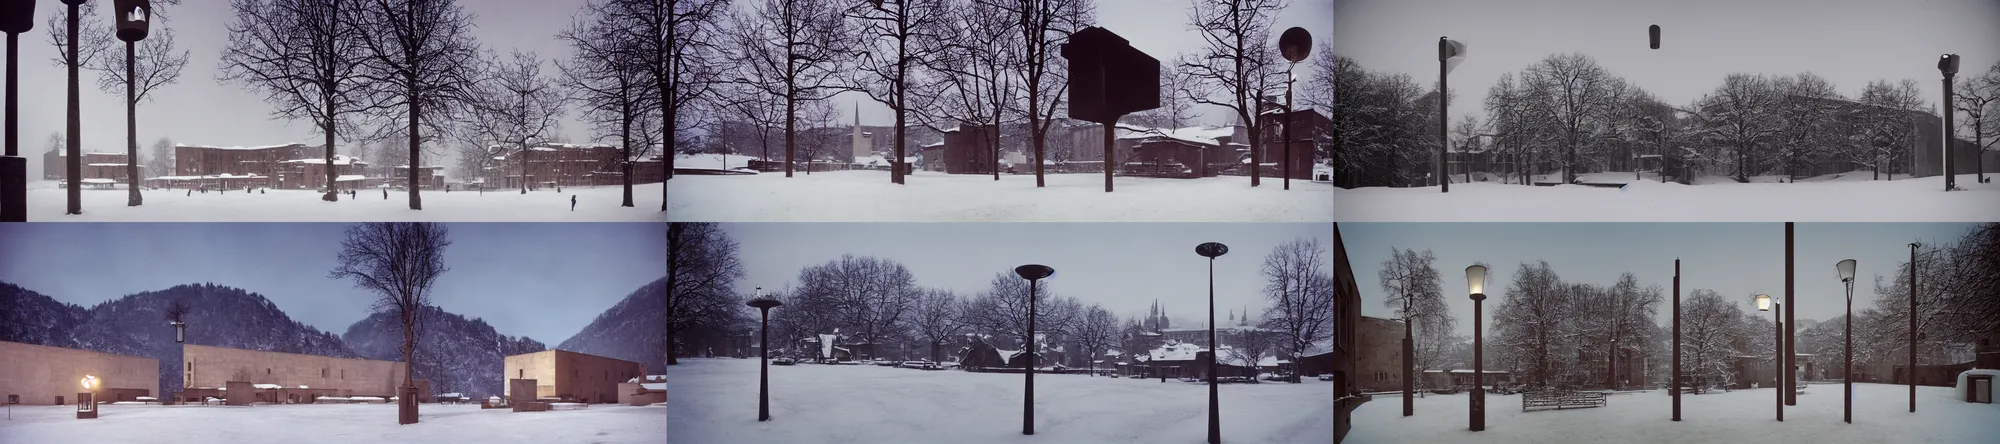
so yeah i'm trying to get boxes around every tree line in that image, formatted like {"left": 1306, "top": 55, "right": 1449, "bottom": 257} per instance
{"left": 1376, "top": 223, "right": 2000, "bottom": 391}
{"left": 670, "top": 0, "right": 1338, "bottom": 186}
{"left": 666, "top": 222, "right": 1336, "bottom": 382}
{"left": 1333, "top": 54, "right": 2000, "bottom": 188}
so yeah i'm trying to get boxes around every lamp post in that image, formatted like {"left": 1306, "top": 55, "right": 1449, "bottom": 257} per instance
{"left": 1672, "top": 258, "right": 1681, "bottom": 421}
{"left": 77, "top": 375, "right": 97, "bottom": 419}
{"left": 746, "top": 287, "right": 782, "bottom": 422}
{"left": 1437, "top": 37, "right": 1465, "bottom": 193}
{"left": 1195, "top": 242, "right": 1227, "bottom": 444}
{"left": 1755, "top": 294, "right": 1782, "bottom": 422}
{"left": 0, "top": 0, "right": 31, "bottom": 222}
{"left": 1837, "top": 258, "right": 1856, "bottom": 424}
{"left": 1939, "top": 54, "right": 1960, "bottom": 191}
{"left": 1908, "top": 243, "right": 1918, "bottom": 413}
{"left": 113, "top": 0, "right": 150, "bottom": 207}
{"left": 1466, "top": 264, "right": 1487, "bottom": 432}
{"left": 61, "top": 0, "right": 85, "bottom": 215}
{"left": 1786, "top": 223, "right": 1796, "bottom": 406}
{"left": 1014, "top": 264, "right": 1055, "bottom": 436}
{"left": 1278, "top": 28, "right": 1311, "bottom": 191}
{"left": 1401, "top": 291, "right": 1414, "bottom": 417}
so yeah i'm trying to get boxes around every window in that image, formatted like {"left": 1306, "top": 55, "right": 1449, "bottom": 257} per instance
{"left": 518, "top": 369, "right": 523, "bottom": 379}
{"left": 267, "top": 368, "right": 271, "bottom": 375}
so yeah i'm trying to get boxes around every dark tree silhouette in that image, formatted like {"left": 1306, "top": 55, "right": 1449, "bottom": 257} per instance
{"left": 464, "top": 51, "right": 566, "bottom": 196}
{"left": 329, "top": 223, "right": 452, "bottom": 424}
{"left": 352, "top": 0, "right": 482, "bottom": 210}
{"left": 220, "top": 0, "right": 371, "bottom": 202}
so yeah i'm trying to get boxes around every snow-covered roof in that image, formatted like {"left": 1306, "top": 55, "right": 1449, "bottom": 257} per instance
{"left": 179, "top": 143, "right": 311, "bottom": 151}
{"left": 640, "top": 383, "right": 665, "bottom": 390}
{"left": 1147, "top": 342, "right": 1206, "bottom": 361}
{"left": 391, "top": 165, "right": 444, "bottom": 169}
{"left": 81, "top": 178, "right": 116, "bottom": 184}
{"left": 334, "top": 175, "right": 367, "bottom": 182}
{"left": 1122, "top": 125, "right": 1238, "bottom": 148}
{"left": 282, "top": 154, "right": 365, "bottom": 165}
{"left": 86, "top": 163, "right": 141, "bottom": 167}
{"left": 253, "top": 383, "right": 283, "bottom": 389}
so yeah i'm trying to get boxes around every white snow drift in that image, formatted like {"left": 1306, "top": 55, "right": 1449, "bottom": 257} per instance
{"left": 1335, "top": 173, "right": 2000, "bottom": 222}
{"left": 24, "top": 180, "right": 667, "bottom": 222}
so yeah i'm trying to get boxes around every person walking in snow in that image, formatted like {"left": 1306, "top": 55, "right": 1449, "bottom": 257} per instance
{"left": 383, "top": 188, "right": 388, "bottom": 200}
{"left": 571, "top": 195, "right": 577, "bottom": 211}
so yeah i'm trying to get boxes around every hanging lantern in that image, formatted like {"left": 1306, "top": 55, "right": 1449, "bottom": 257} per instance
{"left": 112, "top": 0, "right": 151, "bottom": 42}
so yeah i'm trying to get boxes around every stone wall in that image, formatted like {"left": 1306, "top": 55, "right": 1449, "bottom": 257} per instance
{"left": 0, "top": 341, "right": 159, "bottom": 405}
{"left": 183, "top": 344, "right": 405, "bottom": 398}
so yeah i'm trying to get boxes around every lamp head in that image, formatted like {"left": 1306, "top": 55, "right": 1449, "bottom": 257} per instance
{"left": 1836, "top": 259, "right": 1857, "bottom": 283}
{"left": 1940, "top": 54, "right": 1961, "bottom": 76}
{"left": 1195, "top": 242, "right": 1229, "bottom": 258}
{"left": 746, "top": 296, "right": 783, "bottom": 310}
{"left": 80, "top": 375, "right": 98, "bottom": 391}
{"left": 0, "top": 0, "right": 35, "bottom": 34}
{"left": 112, "top": 0, "right": 151, "bottom": 42}
{"left": 1014, "top": 264, "right": 1055, "bottom": 281}
{"left": 1465, "top": 264, "right": 1487, "bottom": 296}
{"left": 1649, "top": 25, "right": 1660, "bottom": 50}
{"left": 1755, "top": 294, "right": 1773, "bottom": 311}
{"left": 1278, "top": 27, "right": 1312, "bottom": 63}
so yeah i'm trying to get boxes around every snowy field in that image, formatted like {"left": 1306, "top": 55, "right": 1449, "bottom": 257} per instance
{"left": 667, "top": 358, "right": 1332, "bottom": 444}
{"left": 1335, "top": 173, "right": 2000, "bottom": 222}
{"left": 0, "top": 402, "right": 664, "bottom": 444}
{"left": 667, "top": 156, "right": 1333, "bottom": 222}
{"left": 1344, "top": 383, "right": 2000, "bottom": 443}
{"left": 24, "top": 181, "right": 667, "bottom": 221}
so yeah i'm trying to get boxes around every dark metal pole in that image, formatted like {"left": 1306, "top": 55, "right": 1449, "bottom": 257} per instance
{"left": 1284, "top": 64, "right": 1293, "bottom": 191}
{"left": 1, "top": 29, "right": 20, "bottom": 222}
{"left": 1672, "top": 258, "right": 1681, "bottom": 422}
{"left": 1776, "top": 310, "right": 1783, "bottom": 421}
{"left": 1845, "top": 280, "right": 1853, "bottom": 424}
{"left": 1786, "top": 223, "right": 1796, "bottom": 406}
{"left": 125, "top": 40, "right": 138, "bottom": 206}
{"left": 1103, "top": 118, "right": 1114, "bottom": 192}
{"left": 64, "top": 1, "right": 80, "bottom": 215}
{"left": 1471, "top": 292, "right": 1486, "bottom": 431}
{"left": 1403, "top": 298, "right": 1413, "bottom": 416}
{"left": 1910, "top": 242, "right": 1918, "bottom": 413}
{"left": 1024, "top": 277, "right": 1036, "bottom": 436}
{"left": 758, "top": 307, "right": 771, "bottom": 422}
{"left": 1438, "top": 40, "right": 1449, "bottom": 194}
{"left": 1944, "top": 73, "right": 1956, "bottom": 191}
{"left": 1208, "top": 256, "right": 1221, "bottom": 444}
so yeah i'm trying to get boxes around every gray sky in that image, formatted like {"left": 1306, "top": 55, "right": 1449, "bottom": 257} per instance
{"left": 1340, "top": 223, "right": 1982, "bottom": 338}
{"left": 833, "top": 0, "right": 1336, "bottom": 129}
{"left": 15, "top": 0, "right": 596, "bottom": 178}
{"left": 1333, "top": 0, "right": 2000, "bottom": 124}
{"left": 0, "top": 223, "right": 666, "bottom": 345}
{"left": 722, "top": 223, "right": 1333, "bottom": 327}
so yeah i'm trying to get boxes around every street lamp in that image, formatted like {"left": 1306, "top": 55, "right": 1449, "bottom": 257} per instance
{"left": 77, "top": 375, "right": 97, "bottom": 419}
{"left": 1277, "top": 27, "right": 1311, "bottom": 191}
{"left": 1908, "top": 243, "right": 1918, "bottom": 413}
{"left": 1837, "top": 258, "right": 1856, "bottom": 424}
{"left": 1014, "top": 264, "right": 1055, "bottom": 436}
{"left": 746, "top": 287, "right": 782, "bottom": 422}
{"left": 1466, "top": 264, "right": 1487, "bottom": 432}
{"left": 1437, "top": 37, "right": 1466, "bottom": 193}
{"left": 1755, "top": 294, "right": 1782, "bottom": 422}
{"left": 113, "top": 0, "right": 150, "bottom": 207}
{"left": 0, "top": 0, "right": 32, "bottom": 222}
{"left": 1940, "top": 54, "right": 1960, "bottom": 191}
{"left": 1195, "top": 242, "right": 1227, "bottom": 444}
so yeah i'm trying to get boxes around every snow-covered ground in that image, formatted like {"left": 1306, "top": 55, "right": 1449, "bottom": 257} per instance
{"left": 0, "top": 402, "right": 663, "bottom": 443}
{"left": 24, "top": 181, "right": 667, "bottom": 221}
{"left": 1344, "top": 383, "right": 1999, "bottom": 443}
{"left": 665, "top": 169, "right": 1333, "bottom": 222}
{"left": 667, "top": 357, "right": 1332, "bottom": 444}
{"left": 1335, "top": 173, "right": 2000, "bottom": 222}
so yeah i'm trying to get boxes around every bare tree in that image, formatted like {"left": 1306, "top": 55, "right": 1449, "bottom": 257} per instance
{"left": 729, "top": 0, "right": 857, "bottom": 178}
{"left": 1378, "top": 247, "right": 1454, "bottom": 388}
{"left": 795, "top": 254, "right": 920, "bottom": 349}
{"left": 1071, "top": 304, "right": 1117, "bottom": 376}
{"left": 164, "top": 298, "right": 190, "bottom": 324}
{"left": 909, "top": 288, "right": 969, "bottom": 362}
{"left": 1493, "top": 260, "right": 1571, "bottom": 387}
{"left": 328, "top": 223, "right": 452, "bottom": 423}
{"left": 1679, "top": 289, "right": 1743, "bottom": 389}
{"left": 352, "top": 0, "right": 483, "bottom": 210}
{"left": 667, "top": 222, "right": 745, "bottom": 365}
{"left": 968, "top": 270, "right": 1077, "bottom": 355}
{"left": 1179, "top": 0, "right": 1287, "bottom": 186}
{"left": 221, "top": 0, "right": 371, "bottom": 201}
{"left": 845, "top": 0, "right": 952, "bottom": 184}
{"left": 1853, "top": 79, "right": 1926, "bottom": 180}
{"left": 1513, "top": 53, "right": 1628, "bottom": 184}
{"left": 465, "top": 51, "right": 567, "bottom": 195}
{"left": 910, "top": 0, "right": 1017, "bottom": 180}
{"left": 1260, "top": 237, "right": 1333, "bottom": 383}
{"left": 1955, "top": 62, "right": 2000, "bottom": 180}
{"left": 63, "top": 2, "right": 188, "bottom": 206}
{"left": 616, "top": 0, "right": 732, "bottom": 204}
{"left": 977, "top": 0, "right": 1092, "bottom": 187}
{"left": 146, "top": 138, "right": 175, "bottom": 179}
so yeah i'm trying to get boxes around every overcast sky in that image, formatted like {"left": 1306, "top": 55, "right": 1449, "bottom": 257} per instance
{"left": 722, "top": 223, "right": 1333, "bottom": 327}
{"left": 1340, "top": 223, "right": 1982, "bottom": 338}
{"left": 1333, "top": 0, "right": 2000, "bottom": 124}
{"left": 0, "top": 223, "right": 666, "bottom": 345}
{"left": 833, "top": 0, "right": 1336, "bottom": 129}
{"left": 14, "top": 0, "right": 595, "bottom": 178}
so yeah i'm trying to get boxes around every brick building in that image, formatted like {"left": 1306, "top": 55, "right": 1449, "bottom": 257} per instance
{"left": 486, "top": 143, "right": 654, "bottom": 189}
{"left": 0, "top": 341, "right": 160, "bottom": 405}
{"left": 502, "top": 349, "right": 645, "bottom": 404}
{"left": 180, "top": 344, "right": 411, "bottom": 403}
{"left": 1333, "top": 223, "right": 1367, "bottom": 444}
{"left": 42, "top": 149, "right": 143, "bottom": 183}
{"left": 1258, "top": 108, "right": 1331, "bottom": 180}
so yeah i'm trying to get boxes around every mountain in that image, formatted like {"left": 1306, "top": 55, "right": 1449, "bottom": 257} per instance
{"left": 0, "top": 282, "right": 358, "bottom": 397}
{"left": 0, "top": 282, "right": 88, "bottom": 347}
{"left": 557, "top": 277, "right": 667, "bottom": 374}
{"left": 342, "top": 305, "right": 546, "bottom": 399}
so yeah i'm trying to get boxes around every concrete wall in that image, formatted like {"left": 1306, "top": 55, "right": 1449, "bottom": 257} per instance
{"left": 0, "top": 341, "right": 160, "bottom": 405}
{"left": 1354, "top": 316, "right": 1406, "bottom": 393}
{"left": 504, "top": 350, "right": 645, "bottom": 403}
{"left": 616, "top": 382, "right": 665, "bottom": 406}
{"left": 183, "top": 344, "right": 405, "bottom": 398}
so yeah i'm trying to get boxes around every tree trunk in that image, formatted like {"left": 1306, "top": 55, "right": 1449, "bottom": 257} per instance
{"left": 408, "top": 88, "right": 422, "bottom": 210}
{"left": 323, "top": 1, "right": 339, "bottom": 201}
{"left": 64, "top": 3, "right": 81, "bottom": 215}
{"left": 126, "top": 42, "right": 141, "bottom": 207}
{"left": 622, "top": 73, "right": 635, "bottom": 207}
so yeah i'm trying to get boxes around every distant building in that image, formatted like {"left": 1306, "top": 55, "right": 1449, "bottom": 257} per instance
{"left": 43, "top": 150, "right": 143, "bottom": 183}
{"left": 0, "top": 341, "right": 160, "bottom": 405}
{"left": 502, "top": 350, "right": 645, "bottom": 404}
{"left": 1258, "top": 107, "right": 1331, "bottom": 180}
{"left": 180, "top": 344, "right": 414, "bottom": 404}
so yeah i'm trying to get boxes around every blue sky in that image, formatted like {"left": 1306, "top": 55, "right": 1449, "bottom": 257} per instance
{"left": 1340, "top": 223, "right": 1982, "bottom": 337}
{"left": 0, "top": 223, "right": 666, "bottom": 344}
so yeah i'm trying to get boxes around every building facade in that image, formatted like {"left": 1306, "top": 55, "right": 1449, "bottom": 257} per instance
{"left": 502, "top": 349, "right": 645, "bottom": 404}
{"left": 181, "top": 344, "right": 408, "bottom": 401}
{"left": 43, "top": 150, "right": 142, "bottom": 183}
{"left": 488, "top": 143, "right": 649, "bottom": 189}
{"left": 0, "top": 341, "right": 160, "bottom": 405}
{"left": 1354, "top": 315, "right": 1407, "bottom": 393}
{"left": 1333, "top": 223, "right": 1368, "bottom": 444}
{"left": 1258, "top": 108, "right": 1331, "bottom": 180}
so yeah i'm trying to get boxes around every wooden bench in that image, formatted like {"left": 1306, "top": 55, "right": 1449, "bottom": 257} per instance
{"left": 1523, "top": 390, "right": 1608, "bottom": 412}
